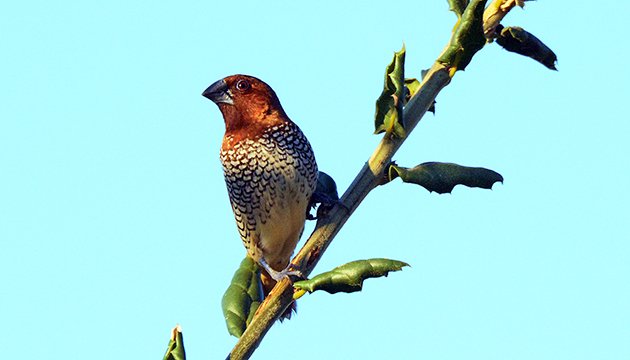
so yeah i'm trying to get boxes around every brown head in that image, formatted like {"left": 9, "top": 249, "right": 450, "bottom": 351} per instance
{"left": 202, "top": 75, "right": 289, "bottom": 137}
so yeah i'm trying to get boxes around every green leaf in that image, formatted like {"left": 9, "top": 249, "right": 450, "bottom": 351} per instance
{"left": 374, "top": 45, "right": 407, "bottom": 138}
{"left": 496, "top": 25, "right": 558, "bottom": 70}
{"left": 438, "top": 0, "right": 488, "bottom": 72}
{"left": 222, "top": 257, "right": 263, "bottom": 338}
{"left": 405, "top": 75, "right": 435, "bottom": 113}
{"left": 294, "top": 258, "right": 409, "bottom": 294}
{"left": 163, "top": 325, "right": 186, "bottom": 360}
{"left": 404, "top": 78, "right": 421, "bottom": 101}
{"left": 448, "top": 0, "right": 468, "bottom": 18}
{"left": 389, "top": 162, "right": 503, "bottom": 194}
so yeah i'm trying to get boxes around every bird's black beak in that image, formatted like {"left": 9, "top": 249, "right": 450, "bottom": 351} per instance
{"left": 202, "top": 79, "right": 233, "bottom": 105}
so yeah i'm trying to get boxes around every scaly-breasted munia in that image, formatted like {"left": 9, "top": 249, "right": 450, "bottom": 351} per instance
{"left": 202, "top": 75, "right": 318, "bottom": 294}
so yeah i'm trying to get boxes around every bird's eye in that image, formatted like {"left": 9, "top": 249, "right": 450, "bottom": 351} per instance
{"left": 235, "top": 79, "right": 251, "bottom": 92}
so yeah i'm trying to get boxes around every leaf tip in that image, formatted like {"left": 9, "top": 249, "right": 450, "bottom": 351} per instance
{"left": 170, "top": 325, "right": 181, "bottom": 341}
{"left": 396, "top": 42, "right": 406, "bottom": 54}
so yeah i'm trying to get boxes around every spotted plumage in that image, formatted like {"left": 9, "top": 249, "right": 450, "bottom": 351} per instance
{"left": 203, "top": 75, "right": 318, "bottom": 287}
{"left": 220, "top": 121, "right": 317, "bottom": 270}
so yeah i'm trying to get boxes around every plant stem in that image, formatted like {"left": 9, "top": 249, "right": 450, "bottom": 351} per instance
{"left": 227, "top": 3, "right": 521, "bottom": 358}
{"left": 483, "top": 0, "right": 525, "bottom": 39}
{"left": 228, "top": 65, "right": 450, "bottom": 360}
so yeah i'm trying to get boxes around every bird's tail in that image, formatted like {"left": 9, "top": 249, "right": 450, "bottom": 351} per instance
{"left": 260, "top": 269, "right": 297, "bottom": 321}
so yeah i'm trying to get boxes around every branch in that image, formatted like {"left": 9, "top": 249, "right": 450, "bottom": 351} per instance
{"left": 228, "top": 68, "right": 448, "bottom": 360}
{"left": 483, "top": 0, "right": 526, "bottom": 39}
{"left": 227, "top": 3, "right": 522, "bottom": 359}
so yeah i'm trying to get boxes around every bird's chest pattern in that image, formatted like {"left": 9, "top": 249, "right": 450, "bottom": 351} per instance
{"left": 219, "top": 122, "right": 318, "bottom": 254}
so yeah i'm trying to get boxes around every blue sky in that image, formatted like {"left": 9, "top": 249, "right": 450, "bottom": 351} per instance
{"left": 1, "top": 1, "right": 629, "bottom": 359}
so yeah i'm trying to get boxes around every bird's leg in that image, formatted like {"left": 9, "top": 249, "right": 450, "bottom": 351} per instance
{"left": 259, "top": 258, "right": 304, "bottom": 282}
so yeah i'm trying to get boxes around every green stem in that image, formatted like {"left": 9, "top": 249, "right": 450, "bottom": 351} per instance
{"left": 227, "top": 3, "right": 522, "bottom": 358}
{"left": 228, "top": 65, "right": 450, "bottom": 360}
{"left": 483, "top": 0, "right": 524, "bottom": 39}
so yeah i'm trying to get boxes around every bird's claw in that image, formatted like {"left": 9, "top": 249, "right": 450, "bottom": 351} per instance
{"left": 268, "top": 267, "right": 304, "bottom": 282}
{"left": 260, "top": 259, "right": 305, "bottom": 281}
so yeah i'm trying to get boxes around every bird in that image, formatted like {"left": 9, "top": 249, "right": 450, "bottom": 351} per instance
{"left": 202, "top": 75, "right": 318, "bottom": 301}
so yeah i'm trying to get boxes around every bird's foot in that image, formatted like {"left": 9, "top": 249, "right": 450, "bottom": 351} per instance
{"left": 259, "top": 258, "right": 304, "bottom": 282}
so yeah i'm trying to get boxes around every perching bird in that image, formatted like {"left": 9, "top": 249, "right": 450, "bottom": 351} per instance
{"left": 202, "top": 75, "right": 318, "bottom": 299}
